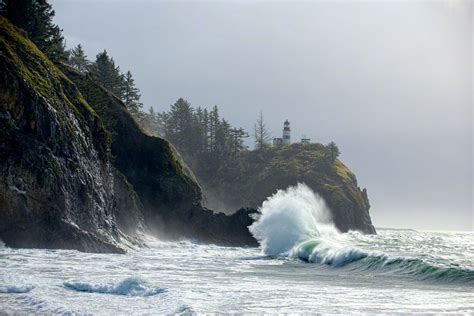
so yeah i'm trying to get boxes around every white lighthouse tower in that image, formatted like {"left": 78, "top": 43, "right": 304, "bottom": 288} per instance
{"left": 282, "top": 119, "right": 291, "bottom": 145}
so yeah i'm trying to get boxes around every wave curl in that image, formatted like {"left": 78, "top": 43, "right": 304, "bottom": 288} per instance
{"left": 63, "top": 277, "right": 166, "bottom": 296}
{"left": 250, "top": 183, "right": 474, "bottom": 285}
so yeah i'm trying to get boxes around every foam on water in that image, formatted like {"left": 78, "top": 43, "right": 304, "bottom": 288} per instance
{"left": 249, "top": 183, "right": 337, "bottom": 256}
{"left": 63, "top": 277, "right": 166, "bottom": 296}
{"left": 0, "top": 285, "right": 34, "bottom": 294}
{"left": 0, "top": 230, "right": 473, "bottom": 313}
{"left": 0, "top": 184, "right": 473, "bottom": 313}
{"left": 250, "top": 183, "right": 474, "bottom": 284}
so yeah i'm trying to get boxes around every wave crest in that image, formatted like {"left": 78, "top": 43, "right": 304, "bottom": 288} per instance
{"left": 0, "top": 284, "right": 34, "bottom": 293}
{"left": 249, "top": 183, "right": 336, "bottom": 256}
{"left": 63, "top": 277, "right": 166, "bottom": 296}
{"left": 295, "top": 239, "right": 474, "bottom": 284}
{"left": 250, "top": 184, "right": 474, "bottom": 285}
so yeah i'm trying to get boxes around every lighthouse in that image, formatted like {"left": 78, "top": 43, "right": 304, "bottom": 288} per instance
{"left": 282, "top": 119, "right": 291, "bottom": 145}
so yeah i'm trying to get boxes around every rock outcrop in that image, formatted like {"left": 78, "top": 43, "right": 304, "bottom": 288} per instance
{"left": 192, "top": 143, "right": 376, "bottom": 234}
{"left": 0, "top": 17, "right": 143, "bottom": 252}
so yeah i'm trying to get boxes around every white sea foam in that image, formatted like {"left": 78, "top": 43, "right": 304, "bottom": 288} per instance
{"left": 63, "top": 277, "right": 166, "bottom": 296}
{"left": 0, "top": 230, "right": 473, "bottom": 313}
{"left": 0, "top": 284, "right": 34, "bottom": 293}
{"left": 249, "top": 183, "right": 338, "bottom": 256}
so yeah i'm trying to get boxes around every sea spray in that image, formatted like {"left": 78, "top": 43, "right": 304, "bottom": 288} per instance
{"left": 248, "top": 185, "right": 474, "bottom": 283}
{"left": 249, "top": 183, "right": 338, "bottom": 256}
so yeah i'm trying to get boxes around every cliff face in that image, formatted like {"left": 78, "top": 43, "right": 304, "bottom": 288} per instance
{"left": 63, "top": 66, "right": 256, "bottom": 245}
{"left": 0, "top": 17, "right": 256, "bottom": 251}
{"left": 0, "top": 17, "right": 144, "bottom": 252}
{"left": 194, "top": 143, "right": 376, "bottom": 234}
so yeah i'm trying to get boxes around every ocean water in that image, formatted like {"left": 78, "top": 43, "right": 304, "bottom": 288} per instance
{"left": 1, "top": 184, "right": 473, "bottom": 314}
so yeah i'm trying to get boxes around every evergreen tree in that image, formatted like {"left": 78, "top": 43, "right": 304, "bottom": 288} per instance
{"left": 229, "top": 127, "right": 247, "bottom": 155}
{"left": 122, "top": 70, "right": 143, "bottom": 116}
{"left": 89, "top": 50, "right": 125, "bottom": 99}
{"left": 326, "top": 141, "right": 340, "bottom": 161}
{"left": 142, "top": 107, "right": 160, "bottom": 134}
{"left": 0, "top": 0, "right": 67, "bottom": 62}
{"left": 254, "top": 111, "right": 271, "bottom": 150}
{"left": 208, "top": 106, "right": 220, "bottom": 153}
{"left": 166, "top": 98, "right": 194, "bottom": 151}
{"left": 68, "top": 44, "right": 89, "bottom": 72}
{"left": 192, "top": 107, "right": 208, "bottom": 153}
{"left": 156, "top": 111, "right": 169, "bottom": 137}
{"left": 201, "top": 108, "right": 210, "bottom": 152}
{"left": 215, "top": 118, "right": 231, "bottom": 157}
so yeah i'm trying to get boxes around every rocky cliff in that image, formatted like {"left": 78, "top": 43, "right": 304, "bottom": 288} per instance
{"left": 0, "top": 17, "right": 144, "bottom": 252}
{"left": 0, "top": 17, "right": 256, "bottom": 252}
{"left": 194, "top": 143, "right": 376, "bottom": 234}
{"left": 62, "top": 65, "right": 256, "bottom": 246}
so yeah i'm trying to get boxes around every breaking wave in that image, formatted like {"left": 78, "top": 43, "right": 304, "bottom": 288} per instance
{"left": 295, "top": 238, "right": 474, "bottom": 284}
{"left": 249, "top": 183, "right": 474, "bottom": 285}
{"left": 63, "top": 277, "right": 166, "bottom": 296}
{"left": 0, "top": 284, "right": 34, "bottom": 293}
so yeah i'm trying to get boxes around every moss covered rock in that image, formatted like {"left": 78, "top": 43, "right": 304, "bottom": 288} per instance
{"left": 62, "top": 65, "right": 256, "bottom": 245}
{"left": 194, "top": 143, "right": 376, "bottom": 234}
{"left": 0, "top": 16, "right": 144, "bottom": 252}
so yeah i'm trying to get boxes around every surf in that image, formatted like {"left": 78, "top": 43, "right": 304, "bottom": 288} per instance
{"left": 249, "top": 183, "right": 474, "bottom": 285}
{"left": 63, "top": 277, "right": 166, "bottom": 296}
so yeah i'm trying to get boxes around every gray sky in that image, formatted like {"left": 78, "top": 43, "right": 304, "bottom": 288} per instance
{"left": 52, "top": 0, "right": 473, "bottom": 231}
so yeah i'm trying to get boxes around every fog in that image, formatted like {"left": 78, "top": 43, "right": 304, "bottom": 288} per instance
{"left": 52, "top": 0, "right": 472, "bottom": 230}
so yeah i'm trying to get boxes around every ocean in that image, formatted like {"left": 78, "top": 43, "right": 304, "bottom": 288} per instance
{"left": 1, "top": 184, "right": 473, "bottom": 314}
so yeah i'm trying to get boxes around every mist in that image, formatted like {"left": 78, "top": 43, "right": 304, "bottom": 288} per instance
{"left": 52, "top": 0, "right": 472, "bottom": 231}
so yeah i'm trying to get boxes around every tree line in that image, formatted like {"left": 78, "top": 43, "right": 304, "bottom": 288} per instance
{"left": 147, "top": 98, "right": 249, "bottom": 162}
{"left": 67, "top": 45, "right": 144, "bottom": 118}
{"left": 66, "top": 44, "right": 252, "bottom": 162}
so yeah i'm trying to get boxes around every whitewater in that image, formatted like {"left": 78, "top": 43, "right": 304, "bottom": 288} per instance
{"left": 1, "top": 184, "right": 473, "bottom": 314}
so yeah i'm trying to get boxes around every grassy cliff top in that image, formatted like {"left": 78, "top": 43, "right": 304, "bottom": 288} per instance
{"left": 0, "top": 16, "right": 109, "bottom": 159}
{"left": 0, "top": 17, "right": 97, "bottom": 118}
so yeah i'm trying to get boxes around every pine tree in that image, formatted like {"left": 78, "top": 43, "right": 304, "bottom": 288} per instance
{"left": 202, "top": 108, "right": 210, "bottom": 152}
{"left": 142, "top": 107, "right": 159, "bottom": 134}
{"left": 208, "top": 106, "right": 220, "bottom": 153}
{"left": 166, "top": 98, "right": 194, "bottom": 151}
{"left": 0, "top": 0, "right": 68, "bottom": 62}
{"left": 229, "top": 127, "right": 247, "bottom": 155}
{"left": 215, "top": 118, "right": 231, "bottom": 157}
{"left": 68, "top": 44, "right": 89, "bottom": 72}
{"left": 193, "top": 107, "right": 207, "bottom": 153}
{"left": 254, "top": 111, "right": 271, "bottom": 150}
{"left": 156, "top": 111, "right": 169, "bottom": 137}
{"left": 89, "top": 50, "right": 125, "bottom": 99}
{"left": 122, "top": 71, "right": 143, "bottom": 116}
{"left": 326, "top": 141, "right": 340, "bottom": 162}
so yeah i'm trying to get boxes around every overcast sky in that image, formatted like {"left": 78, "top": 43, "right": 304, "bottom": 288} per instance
{"left": 52, "top": 0, "right": 472, "bottom": 231}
